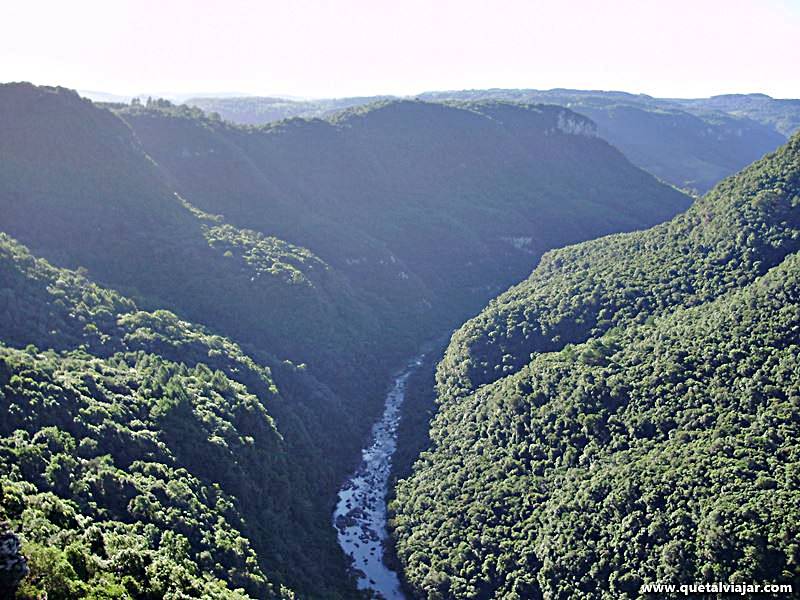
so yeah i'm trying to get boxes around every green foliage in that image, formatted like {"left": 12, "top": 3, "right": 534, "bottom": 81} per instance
{"left": 0, "top": 346, "right": 277, "bottom": 598}
{"left": 392, "top": 134, "right": 800, "bottom": 598}
{"left": 0, "top": 233, "right": 362, "bottom": 598}
{"left": 203, "top": 223, "right": 324, "bottom": 287}
{"left": 440, "top": 133, "right": 800, "bottom": 400}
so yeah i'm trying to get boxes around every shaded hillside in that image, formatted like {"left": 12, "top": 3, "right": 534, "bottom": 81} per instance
{"left": 0, "top": 85, "right": 690, "bottom": 388}
{"left": 118, "top": 98, "right": 690, "bottom": 327}
{"left": 187, "top": 88, "right": 798, "bottom": 194}
{"left": 0, "top": 84, "right": 386, "bottom": 402}
{"left": 577, "top": 104, "right": 783, "bottom": 193}
{"left": 420, "top": 89, "right": 790, "bottom": 193}
{"left": 391, "top": 135, "right": 800, "bottom": 598}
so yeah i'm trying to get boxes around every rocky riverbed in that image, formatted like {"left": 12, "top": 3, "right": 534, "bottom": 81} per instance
{"left": 333, "top": 355, "right": 424, "bottom": 599}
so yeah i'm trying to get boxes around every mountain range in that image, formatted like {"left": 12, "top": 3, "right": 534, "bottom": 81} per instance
{"left": 188, "top": 90, "right": 800, "bottom": 194}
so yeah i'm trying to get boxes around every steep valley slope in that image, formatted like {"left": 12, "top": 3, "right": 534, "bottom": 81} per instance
{"left": 391, "top": 132, "right": 800, "bottom": 599}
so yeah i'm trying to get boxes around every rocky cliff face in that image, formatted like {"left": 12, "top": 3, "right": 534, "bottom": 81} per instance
{"left": 556, "top": 110, "right": 598, "bottom": 136}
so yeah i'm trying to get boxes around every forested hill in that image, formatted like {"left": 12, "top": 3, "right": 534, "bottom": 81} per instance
{"left": 0, "top": 232, "right": 359, "bottom": 598}
{"left": 0, "top": 82, "right": 688, "bottom": 598}
{"left": 0, "top": 83, "right": 387, "bottom": 399}
{"left": 391, "top": 133, "right": 800, "bottom": 598}
{"left": 420, "top": 89, "right": 795, "bottom": 194}
{"left": 674, "top": 93, "right": 800, "bottom": 137}
{"left": 115, "top": 97, "right": 689, "bottom": 325}
{"left": 0, "top": 84, "right": 690, "bottom": 407}
{"left": 185, "top": 89, "right": 799, "bottom": 194}
{"left": 188, "top": 90, "right": 800, "bottom": 141}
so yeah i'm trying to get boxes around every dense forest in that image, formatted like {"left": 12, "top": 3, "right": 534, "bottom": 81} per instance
{"left": 0, "top": 232, "right": 367, "bottom": 598}
{"left": 186, "top": 89, "right": 800, "bottom": 194}
{"left": 391, "top": 133, "right": 800, "bottom": 598}
{"left": 0, "top": 83, "right": 693, "bottom": 598}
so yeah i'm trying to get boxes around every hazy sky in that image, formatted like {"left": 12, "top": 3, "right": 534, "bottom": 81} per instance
{"left": 2, "top": 0, "right": 799, "bottom": 99}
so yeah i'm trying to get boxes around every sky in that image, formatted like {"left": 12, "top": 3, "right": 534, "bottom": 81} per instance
{"left": 2, "top": 0, "right": 799, "bottom": 99}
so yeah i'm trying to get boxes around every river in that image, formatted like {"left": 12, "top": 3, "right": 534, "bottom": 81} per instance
{"left": 333, "top": 354, "right": 424, "bottom": 600}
